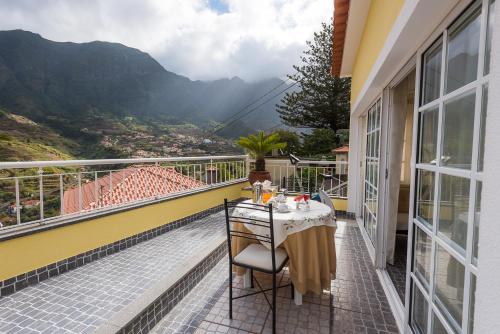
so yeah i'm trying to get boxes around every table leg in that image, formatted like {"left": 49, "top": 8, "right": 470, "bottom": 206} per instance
{"left": 243, "top": 269, "right": 252, "bottom": 288}
{"left": 294, "top": 287, "right": 302, "bottom": 305}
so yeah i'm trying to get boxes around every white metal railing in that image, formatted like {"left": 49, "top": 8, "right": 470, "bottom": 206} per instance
{"left": 261, "top": 159, "right": 348, "bottom": 198}
{"left": 0, "top": 155, "right": 248, "bottom": 230}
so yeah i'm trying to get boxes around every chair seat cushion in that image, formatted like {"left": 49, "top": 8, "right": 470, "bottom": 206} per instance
{"left": 233, "top": 244, "right": 288, "bottom": 272}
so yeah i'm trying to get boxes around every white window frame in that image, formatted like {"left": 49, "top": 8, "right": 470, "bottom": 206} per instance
{"left": 362, "top": 98, "right": 383, "bottom": 247}
{"left": 406, "top": 1, "right": 492, "bottom": 333}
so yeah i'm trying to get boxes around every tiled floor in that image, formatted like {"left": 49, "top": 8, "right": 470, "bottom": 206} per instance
{"left": 386, "top": 234, "right": 408, "bottom": 303}
{"left": 152, "top": 220, "right": 400, "bottom": 334}
{"left": 0, "top": 212, "right": 227, "bottom": 334}
{"left": 0, "top": 215, "right": 400, "bottom": 334}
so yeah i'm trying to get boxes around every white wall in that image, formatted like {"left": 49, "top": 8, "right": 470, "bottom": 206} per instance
{"left": 347, "top": 114, "right": 361, "bottom": 213}
{"left": 474, "top": 1, "right": 500, "bottom": 332}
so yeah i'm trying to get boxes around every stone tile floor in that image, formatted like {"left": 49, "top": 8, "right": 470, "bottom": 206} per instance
{"left": 0, "top": 214, "right": 400, "bottom": 334}
{"left": 386, "top": 234, "right": 408, "bottom": 303}
{"left": 152, "top": 220, "right": 400, "bottom": 334}
{"left": 0, "top": 212, "right": 227, "bottom": 334}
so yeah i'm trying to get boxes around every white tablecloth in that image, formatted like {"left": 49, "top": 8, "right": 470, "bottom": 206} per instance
{"left": 232, "top": 197, "right": 336, "bottom": 248}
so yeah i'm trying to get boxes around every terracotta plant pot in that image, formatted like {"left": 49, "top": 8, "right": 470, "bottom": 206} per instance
{"left": 248, "top": 170, "right": 272, "bottom": 185}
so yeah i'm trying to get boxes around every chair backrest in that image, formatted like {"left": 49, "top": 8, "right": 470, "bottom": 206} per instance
{"left": 224, "top": 199, "right": 277, "bottom": 269}
{"left": 319, "top": 190, "right": 336, "bottom": 216}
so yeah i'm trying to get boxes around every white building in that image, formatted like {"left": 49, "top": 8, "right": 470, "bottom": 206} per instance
{"left": 333, "top": 0, "right": 500, "bottom": 333}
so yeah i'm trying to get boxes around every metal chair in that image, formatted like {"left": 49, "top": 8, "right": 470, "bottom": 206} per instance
{"left": 224, "top": 199, "right": 292, "bottom": 334}
{"left": 318, "top": 173, "right": 336, "bottom": 217}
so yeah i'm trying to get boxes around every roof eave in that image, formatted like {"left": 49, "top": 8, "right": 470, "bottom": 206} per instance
{"left": 336, "top": 0, "right": 372, "bottom": 77}
{"left": 331, "top": 0, "right": 350, "bottom": 77}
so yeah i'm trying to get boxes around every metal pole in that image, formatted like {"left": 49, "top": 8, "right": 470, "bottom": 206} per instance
{"left": 94, "top": 171, "right": 98, "bottom": 208}
{"left": 60, "top": 174, "right": 64, "bottom": 215}
{"left": 39, "top": 168, "right": 44, "bottom": 220}
{"left": 15, "top": 177, "right": 20, "bottom": 224}
{"left": 78, "top": 171, "right": 82, "bottom": 212}
{"left": 109, "top": 171, "right": 113, "bottom": 207}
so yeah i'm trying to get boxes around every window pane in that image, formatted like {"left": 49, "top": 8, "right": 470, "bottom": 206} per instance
{"left": 485, "top": 0, "right": 496, "bottom": 75}
{"left": 416, "top": 170, "right": 435, "bottom": 226}
{"left": 411, "top": 283, "right": 429, "bottom": 334}
{"left": 442, "top": 91, "right": 476, "bottom": 169}
{"left": 478, "top": 85, "right": 488, "bottom": 171}
{"left": 469, "top": 274, "right": 477, "bottom": 333}
{"left": 439, "top": 174, "right": 470, "bottom": 250}
{"left": 434, "top": 244, "right": 465, "bottom": 329}
{"left": 473, "top": 182, "right": 482, "bottom": 263}
{"left": 422, "top": 40, "right": 443, "bottom": 104}
{"left": 414, "top": 227, "right": 432, "bottom": 285}
{"left": 419, "top": 107, "right": 439, "bottom": 164}
{"left": 446, "top": 4, "right": 481, "bottom": 93}
{"left": 432, "top": 313, "right": 450, "bottom": 334}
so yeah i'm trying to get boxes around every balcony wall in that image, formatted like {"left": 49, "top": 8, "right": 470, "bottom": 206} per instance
{"left": 0, "top": 181, "right": 247, "bottom": 282}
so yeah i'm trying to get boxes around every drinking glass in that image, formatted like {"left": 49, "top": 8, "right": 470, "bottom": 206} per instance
{"left": 262, "top": 191, "right": 272, "bottom": 204}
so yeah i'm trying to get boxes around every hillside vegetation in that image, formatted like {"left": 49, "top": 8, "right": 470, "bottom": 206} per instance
{"left": 0, "top": 30, "right": 291, "bottom": 161}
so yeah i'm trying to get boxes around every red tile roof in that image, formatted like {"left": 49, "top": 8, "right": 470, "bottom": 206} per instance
{"left": 63, "top": 165, "right": 205, "bottom": 214}
{"left": 331, "top": 0, "right": 350, "bottom": 76}
{"left": 333, "top": 145, "right": 349, "bottom": 153}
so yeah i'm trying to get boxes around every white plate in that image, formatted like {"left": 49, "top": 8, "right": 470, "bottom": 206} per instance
{"left": 276, "top": 206, "right": 291, "bottom": 213}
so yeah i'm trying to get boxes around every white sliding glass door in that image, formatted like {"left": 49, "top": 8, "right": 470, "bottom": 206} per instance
{"left": 409, "top": 1, "right": 494, "bottom": 333}
{"left": 363, "top": 99, "right": 382, "bottom": 245}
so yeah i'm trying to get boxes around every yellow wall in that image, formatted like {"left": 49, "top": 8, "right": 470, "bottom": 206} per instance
{"left": 0, "top": 182, "right": 349, "bottom": 282}
{"left": 333, "top": 198, "right": 348, "bottom": 212}
{"left": 351, "top": 0, "right": 405, "bottom": 104}
{"left": 0, "top": 183, "right": 246, "bottom": 281}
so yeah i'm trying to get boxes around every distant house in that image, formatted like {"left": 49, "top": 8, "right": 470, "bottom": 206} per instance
{"left": 332, "top": 145, "right": 349, "bottom": 175}
{"left": 21, "top": 200, "right": 39, "bottom": 208}
{"left": 7, "top": 203, "right": 17, "bottom": 215}
{"left": 63, "top": 165, "right": 205, "bottom": 214}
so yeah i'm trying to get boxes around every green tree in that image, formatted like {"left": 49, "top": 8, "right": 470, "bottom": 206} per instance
{"left": 301, "top": 129, "right": 337, "bottom": 156}
{"left": 237, "top": 132, "right": 286, "bottom": 171}
{"left": 272, "top": 129, "right": 300, "bottom": 155}
{"left": 276, "top": 21, "right": 351, "bottom": 132}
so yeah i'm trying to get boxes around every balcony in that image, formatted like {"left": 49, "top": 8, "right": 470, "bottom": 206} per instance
{"left": 0, "top": 156, "right": 398, "bottom": 334}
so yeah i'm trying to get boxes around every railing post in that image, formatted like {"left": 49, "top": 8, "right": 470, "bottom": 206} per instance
{"left": 145, "top": 169, "right": 149, "bottom": 198}
{"left": 245, "top": 155, "right": 250, "bottom": 181}
{"left": 78, "top": 171, "right": 82, "bottom": 212}
{"left": 133, "top": 172, "right": 138, "bottom": 201}
{"left": 38, "top": 167, "right": 44, "bottom": 220}
{"left": 205, "top": 162, "right": 208, "bottom": 184}
{"left": 109, "top": 171, "right": 113, "bottom": 207}
{"left": 94, "top": 171, "right": 98, "bottom": 208}
{"left": 60, "top": 174, "right": 64, "bottom": 216}
{"left": 15, "top": 177, "right": 21, "bottom": 225}
{"left": 307, "top": 167, "right": 311, "bottom": 193}
{"left": 210, "top": 159, "right": 214, "bottom": 186}
{"left": 155, "top": 162, "right": 159, "bottom": 198}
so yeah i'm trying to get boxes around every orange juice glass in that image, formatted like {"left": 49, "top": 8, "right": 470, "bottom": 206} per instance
{"left": 262, "top": 192, "right": 272, "bottom": 203}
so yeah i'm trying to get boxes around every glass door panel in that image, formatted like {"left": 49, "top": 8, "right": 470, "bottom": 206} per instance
{"left": 363, "top": 99, "right": 381, "bottom": 245}
{"left": 408, "top": 1, "right": 493, "bottom": 332}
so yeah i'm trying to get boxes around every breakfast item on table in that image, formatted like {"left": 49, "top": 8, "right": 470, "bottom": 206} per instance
{"left": 262, "top": 191, "right": 272, "bottom": 203}
{"left": 294, "top": 194, "right": 310, "bottom": 202}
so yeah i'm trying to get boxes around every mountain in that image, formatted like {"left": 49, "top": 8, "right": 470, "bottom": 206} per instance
{"left": 0, "top": 30, "right": 291, "bottom": 160}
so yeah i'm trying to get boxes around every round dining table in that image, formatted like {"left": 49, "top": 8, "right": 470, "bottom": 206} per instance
{"left": 231, "top": 197, "right": 337, "bottom": 305}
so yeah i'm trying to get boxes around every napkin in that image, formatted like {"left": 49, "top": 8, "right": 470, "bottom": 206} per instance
{"left": 262, "top": 180, "right": 273, "bottom": 190}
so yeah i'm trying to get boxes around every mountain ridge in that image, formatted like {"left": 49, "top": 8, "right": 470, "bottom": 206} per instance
{"left": 0, "top": 30, "right": 290, "bottom": 160}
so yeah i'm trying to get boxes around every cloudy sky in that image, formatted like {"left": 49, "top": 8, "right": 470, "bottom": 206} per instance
{"left": 0, "top": 0, "right": 332, "bottom": 82}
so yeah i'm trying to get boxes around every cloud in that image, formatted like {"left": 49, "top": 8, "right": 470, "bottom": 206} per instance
{"left": 0, "top": 0, "right": 332, "bottom": 81}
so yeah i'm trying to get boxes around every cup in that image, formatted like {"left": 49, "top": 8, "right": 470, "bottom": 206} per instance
{"left": 262, "top": 191, "right": 272, "bottom": 204}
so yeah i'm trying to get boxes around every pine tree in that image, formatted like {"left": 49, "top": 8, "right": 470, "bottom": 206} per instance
{"left": 276, "top": 22, "right": 351, "bottom": 132}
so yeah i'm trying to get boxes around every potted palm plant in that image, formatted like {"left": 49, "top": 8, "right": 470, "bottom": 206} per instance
{"left": 237, "top": 131, "right": 286, "bottom": 184}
